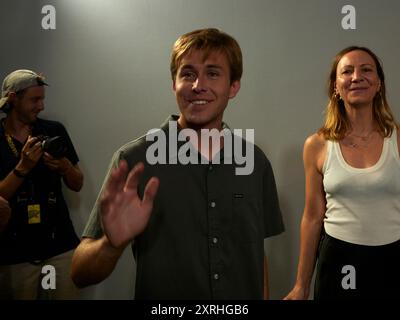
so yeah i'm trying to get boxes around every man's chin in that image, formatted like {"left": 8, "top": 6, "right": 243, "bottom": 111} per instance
{"left": 185, "top": 117, "right": 223, "bottom": 131}
{"left": 28, "top": 116, "right": 39, "bottom": 124}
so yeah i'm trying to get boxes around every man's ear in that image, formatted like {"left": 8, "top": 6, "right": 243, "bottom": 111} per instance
{"left": 172, "top": 80, "right": 176, "bottom": 92}
{"left": 229, "top": 80, "right": 241, "bottom": 99}
{"left": 6, "top": 92, "right": 17, "bottom": 105}
{"left": 7, "top": 92, "right": 17, "bottom": 100}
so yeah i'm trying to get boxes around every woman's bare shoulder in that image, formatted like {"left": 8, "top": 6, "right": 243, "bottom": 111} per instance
{"left": 304, "top": 132, "right": 327, "bottom": 152}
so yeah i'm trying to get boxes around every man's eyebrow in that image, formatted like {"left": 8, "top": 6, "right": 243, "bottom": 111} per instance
{"left": 179, "top": 64, "right": 223, "bottom": 70}
{"left": 205, "top": 64, "right": 223, "bottom": 69}
{"left": 179, "top": 64, "right": 195, "bottom": 71}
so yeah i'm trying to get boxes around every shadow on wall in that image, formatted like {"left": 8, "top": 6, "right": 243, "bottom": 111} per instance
{"left": 76, "top": 247, "right": 136, "bottom": 300}
{"left": 63, "top": 158, "right": 97, "bottom": 235}
{"left": 266, "top": 143, "right": 305, "bottom": 300}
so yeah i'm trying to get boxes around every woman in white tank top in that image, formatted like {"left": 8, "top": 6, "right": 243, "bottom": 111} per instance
{"left": 285, "top": 46, "right": 400, "bottom": 300}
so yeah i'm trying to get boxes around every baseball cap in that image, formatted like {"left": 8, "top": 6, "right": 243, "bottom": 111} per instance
{"left": 0, "top": 69, "right": 48, "bottom": 110}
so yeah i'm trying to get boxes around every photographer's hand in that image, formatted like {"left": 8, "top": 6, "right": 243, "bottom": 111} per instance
{"left": 43, "top": 152, "right": 71, "bottom": 173}
{"left": 100, "top": 160, "right": 159, "bottom": 249}
{"left": 0, "top": 137, "right": 42, "bottom": 200}
{"left": 16, "top": 136, "right": 43, "bottom": 174}
{"left": 43, "top": 153, "right": 84, "bottom": 192}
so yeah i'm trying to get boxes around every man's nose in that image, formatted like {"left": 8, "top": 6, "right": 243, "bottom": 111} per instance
{"left": 37, "top": 100, "right": 45, "bottom": 111}
{"left": 192, "top": 76, "right": 207, "bottom": 93}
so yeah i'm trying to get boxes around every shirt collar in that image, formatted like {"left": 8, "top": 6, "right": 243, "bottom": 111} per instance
{"left": 158, "top": 115, "right": 232, "bottom": 162}
{"left": 160, "top": 115, "right": 230, "bottom": 132}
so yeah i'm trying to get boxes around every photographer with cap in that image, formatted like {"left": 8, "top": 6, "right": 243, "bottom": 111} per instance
{"left": 0, "top": 69, "right": 83, "bottom": 299}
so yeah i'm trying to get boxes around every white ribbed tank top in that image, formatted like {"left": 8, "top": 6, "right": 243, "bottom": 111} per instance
{"left": 322, "top": 129, "right": 400, "bottom": 245}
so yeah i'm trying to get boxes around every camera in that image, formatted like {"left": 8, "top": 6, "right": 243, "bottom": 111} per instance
{"left": 36, "top": 135, "right": 66, "bottom": 158}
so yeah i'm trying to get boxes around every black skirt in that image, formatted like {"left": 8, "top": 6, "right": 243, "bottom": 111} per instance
{"left": 314, "top": 232, "right": 400, "bottom": 300}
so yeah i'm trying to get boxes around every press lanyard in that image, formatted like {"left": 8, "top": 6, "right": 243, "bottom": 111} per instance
{"left": 5, "top": 133, "right": 19, "bottom": 158}
{"left": 1, "top": 120, "right": 42, "bottom": 225}
{"left": 1, "top": 119, "right": 28, "bottom": 158}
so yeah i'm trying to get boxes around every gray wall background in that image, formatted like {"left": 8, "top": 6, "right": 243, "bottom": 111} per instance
{"left": 1, "top": 0, "right": 399, "bottom": 299}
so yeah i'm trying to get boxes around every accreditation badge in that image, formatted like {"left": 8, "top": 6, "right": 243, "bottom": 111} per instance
{"left": 28, "top": 204, "right": 41, "bottom": 224}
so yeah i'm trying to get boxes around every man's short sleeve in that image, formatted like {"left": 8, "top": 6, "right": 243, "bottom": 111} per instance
{"left": 57, "top": 123, "right": 79, "bottom": 165}
{"left": 82, "top": 149, "right": 123, "bottom": 239}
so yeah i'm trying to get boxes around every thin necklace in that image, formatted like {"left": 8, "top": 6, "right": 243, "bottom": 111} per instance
{"left": 349, "top": 130, "right": 375, "bottom": 141}
{"left": 345, "top": 129, "right": 377, "bottom": 149}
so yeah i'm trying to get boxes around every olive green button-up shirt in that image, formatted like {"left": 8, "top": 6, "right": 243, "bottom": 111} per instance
{"left": 83, "top": 115, "right": 284, "bottom": 299}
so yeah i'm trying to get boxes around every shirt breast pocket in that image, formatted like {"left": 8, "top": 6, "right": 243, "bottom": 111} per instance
{"left": 232, "top": 193, "right": 261, "bottom": 244}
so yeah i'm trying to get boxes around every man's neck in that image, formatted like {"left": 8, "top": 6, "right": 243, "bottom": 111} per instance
{"left": 176, "top": 118, "right": 226, "bottom": 161}
{"left": 3, "top": 115, "right": 32, "bottom": 143}
{"left": 177, "top": 115, "right": 224, "bottom": 132}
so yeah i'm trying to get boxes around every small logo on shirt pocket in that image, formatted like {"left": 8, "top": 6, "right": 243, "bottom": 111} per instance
{"left": 232, "top": 193, "right": 258, "bottom": 243}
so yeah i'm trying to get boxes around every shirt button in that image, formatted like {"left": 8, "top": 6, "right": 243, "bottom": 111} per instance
{"left": 210, "top": 201, "right": 216, "bottom": 208}
{"left": 209, "top": 165, "right": 213, "bottom": 171}
{"left": 212, "top": 237, "right": 218, "bottom": 244}
{"left": 213, "top": 273, "right": 219, "bottom": 280}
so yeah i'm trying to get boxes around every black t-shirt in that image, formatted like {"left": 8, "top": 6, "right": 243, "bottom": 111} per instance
{"left": 0, "top": 118, "right": 80, "bottom": 264}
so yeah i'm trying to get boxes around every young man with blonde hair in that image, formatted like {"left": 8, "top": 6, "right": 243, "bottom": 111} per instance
{"left": 72, "top": 28, "right": 284, "bottom": 299}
